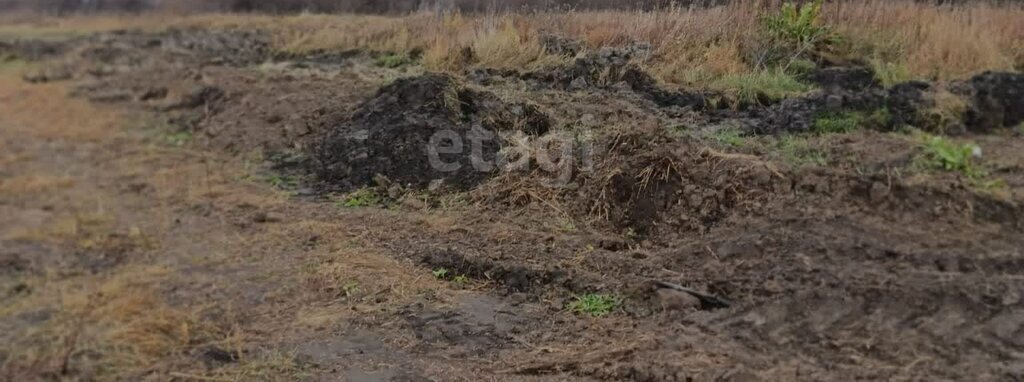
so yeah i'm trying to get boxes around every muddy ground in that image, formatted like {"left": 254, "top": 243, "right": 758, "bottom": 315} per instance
{"left": 3, "top": 27, "right": 1024, "bottom": 381}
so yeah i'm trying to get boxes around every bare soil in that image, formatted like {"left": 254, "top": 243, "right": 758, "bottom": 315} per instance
{"left": 3, "top": 27, "right": 1024, "bottom": 381}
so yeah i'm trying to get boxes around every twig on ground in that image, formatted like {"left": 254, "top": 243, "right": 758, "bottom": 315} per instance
{"left": 652, "top": 280, "right": 732, "bottom": 308}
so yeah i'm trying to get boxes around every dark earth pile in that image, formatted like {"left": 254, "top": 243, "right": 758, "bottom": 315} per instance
{"left": 755, "top": 69, "right": 1024, "bottom": 134}
{"left": 315, "top": 73, "right": 551, "bottom": 191}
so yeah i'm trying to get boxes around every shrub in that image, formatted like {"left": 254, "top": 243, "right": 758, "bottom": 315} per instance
{"left": 918, "top": 135, "right": 982, "bottom": 177}
{"left": 754, "top": 0, "right": 836, "bottom": 68}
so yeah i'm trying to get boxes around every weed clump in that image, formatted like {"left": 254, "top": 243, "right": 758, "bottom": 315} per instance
{"left": 812, "top": 109, "right": 890, "bottom": 134}
{"left": 775, "top": 135, "right": 828, "bottom": 167}
{"left": 338, "top": 187, "right": 382, "bottom": 208}
{"left": 917, "top": 135, "right": 982, "bottom": 176}
{"left": 813, "top": 112, "right": 859, "bottom": 134}
{"left": 568, "top": 293, "right": 621, "bottom": 317}
{"left": 431, "top": 268, "right": 449, "bottom": 279}
{"left": 373, "top": 52, "right": 416, "bottom": 68}
{"left": 707, "top": 128, "right": 746, "bottom": 147}
{"left": 754, "top": 0, "right": 835, "bottom": 69}
{"left": 712, "top": 69, "right": 811, "bottom": 106}
{"left": 914, "top": 134, "right": 1006, "bottom": 191}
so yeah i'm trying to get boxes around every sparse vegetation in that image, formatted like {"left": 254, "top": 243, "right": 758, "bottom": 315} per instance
{"left": 708, "top": 127, "right": 747, "bottom": 147}
{"left": 555, "top": 216, "right": 578, "bottom": 233}
{"left": 757, "top": 0, "right": 835, "bottom": 68}
{"left": 568, "top": 293, "right": 621, "bottom": 317}
{"left": 265, "top": 174, "right": 299, "bottom": 189}
{"left": 164, "top": 130, "right": 192, "bottom": 146}
{"left": 712, "top": 69, "right": 812, "bottom": 106}
{"left": 374, "top": 52, "right": 416, "bottom": 68}
{"left": 915, "top": 134, "right": 1007, "bottom": 190}
{"left": 775, "top": 135, "right": 828, "bottom": 167}
{"left": 338, "top": 187, "right": 382, "bottom": 208}
{"left": 917, "top": 134, "right": 983, "bottom": 177}
{"left": 813, "top": 112, "right": 860, "bottom": 134}
{"left": 813, "top": 109, "right": 892, "bottom": 135}
{"left": 870, "top": 58, "right": 913, "bottom": 88}
{"left": 432, "top": 268, "right": 450, "bottom": 279}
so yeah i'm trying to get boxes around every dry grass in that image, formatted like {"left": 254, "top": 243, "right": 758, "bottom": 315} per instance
{"left": 0, "top": 64, "right": 121, "bottom": 141}
{"left": 252, "top": 0, "right": 1022, "bottom": 85}
{"left": 4, "top": 1, "right": 1020, "bottom": 86}
{"left": 824, "top": 0, "right": 1024, "bottom": 80}
{"left": 1, "top": 266, "right": 222, "bottom": 379}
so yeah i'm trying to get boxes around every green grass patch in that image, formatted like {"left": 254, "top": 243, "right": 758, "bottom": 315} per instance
{"left": 139, "top": 116, "right": 193, "bottom": 147}
{"left": 812, "top": 108, "right": 891, "bottom": 134}
{"left": 712, "top": 69, "right": 812, "bottom": 106}
{"left": 869, "top": 58, "right": 913, "bottom": 88}
{"left": 775, "top": 135, "right": 828, "bottom": 167}
{"left": 917, "top": 134, "right": 983, "bottom": 177}
{"left": 915, "top": 134, "right": 1006, "bottom": 191}
{"left": 432, "top": 268, "right": 449, "bottom": 279}
{"left": 707, "top": 128, "right": 747, "bottom": 147}
{"left": 452, "top": 275, "right": 470, "bottom": 286}
{"left": 568, "top": 293, "right": 622, "bottom": 318}
{"left": 264, "top": 174, "right": 299, "bottom": 189}
{"left": 374, "top": 52, "right": 416, "bottom": 68}
{"left": 338, "top": 188, "right": 382, "bottom": 208}
{"left": 813, "top": 112, "right": 860, "bottom": 134}
{"left": 786, "top": 58, "right": 818, "bottom": 78}
{"left": 164, "top": 130, "right": 192, "bottom": 146}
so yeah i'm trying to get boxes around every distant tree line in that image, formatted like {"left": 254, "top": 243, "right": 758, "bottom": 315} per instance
{"left": 0, "top": 0, "right": 1019, "bottom": 14}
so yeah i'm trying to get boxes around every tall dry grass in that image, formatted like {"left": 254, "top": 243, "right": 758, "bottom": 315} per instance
{"left": 251, "top": 0, "right": 1023, "bottom": 84}
{"left": 3, "top": 0, "right": 1022, "bottom": 85}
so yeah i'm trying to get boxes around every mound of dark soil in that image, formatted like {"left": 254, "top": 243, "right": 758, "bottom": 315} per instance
{"left": 316, "top": 73, "right": 551, "bottom": 191}
{"left": 516, "top": 42, "right": 712, "bottom": 110}
{"left": 962, "top": 71, "right": 1024, "bottom": 131}
{"left": 755, "top": 70, "right": 1024, "bottom": 134}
